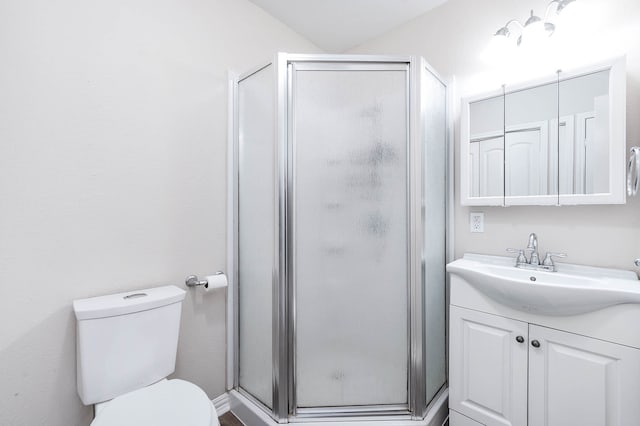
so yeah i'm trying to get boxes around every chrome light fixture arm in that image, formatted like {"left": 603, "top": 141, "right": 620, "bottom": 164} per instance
{"left": 492, "top": 0, "right": 578, "bottom": 47}
{"left": 494, "top": 19, "right": 524, "bottom": 38}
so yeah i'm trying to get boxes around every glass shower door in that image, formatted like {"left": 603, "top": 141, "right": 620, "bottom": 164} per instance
{"left": 290, "top": 63, "right": 410, "bottom": 411}
{"left": 422, "top": 65, "right": 448, "bottom": 407}
{"left": 237, "top": 64, "right": 275, "bottom": 409}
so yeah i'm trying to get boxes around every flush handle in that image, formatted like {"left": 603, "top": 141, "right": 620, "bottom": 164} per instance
{"left": 123, "top": 292, "right": 148, "bottom": 300}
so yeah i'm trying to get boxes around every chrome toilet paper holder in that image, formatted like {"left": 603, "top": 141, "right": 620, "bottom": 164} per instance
{"left": 185, "top": 271, "right": 224, "bottom": 288}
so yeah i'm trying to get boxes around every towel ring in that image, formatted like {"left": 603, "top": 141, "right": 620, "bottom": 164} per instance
{"left": 627, "top": 147, "right": 640, "bottom": 197}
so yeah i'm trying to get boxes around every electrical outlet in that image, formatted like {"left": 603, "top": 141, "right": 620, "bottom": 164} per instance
{"left": 470, "top": 212, "right": 484, "bottom": 233}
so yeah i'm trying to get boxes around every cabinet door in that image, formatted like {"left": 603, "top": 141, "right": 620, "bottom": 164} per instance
{"left": 529, "top": 325, "right": 640, "bottom": 426}
{"left": 450, "top": 306, "right": 529, "bottom": 426}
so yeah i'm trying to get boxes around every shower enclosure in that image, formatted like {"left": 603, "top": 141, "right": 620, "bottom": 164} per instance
{"left": 229, "top": 53, "right": 449, "bottom": 425}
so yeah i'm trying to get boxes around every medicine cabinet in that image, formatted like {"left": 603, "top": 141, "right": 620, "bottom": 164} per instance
{"left": 460, "top": 57, "right": 626, "bottom": 206}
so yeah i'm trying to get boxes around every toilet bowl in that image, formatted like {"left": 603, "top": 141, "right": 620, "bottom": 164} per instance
{"left": 73, "top": 285, "right": 219, "bottom": 426}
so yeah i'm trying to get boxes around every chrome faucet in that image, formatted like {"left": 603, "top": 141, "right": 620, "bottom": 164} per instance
{"left": 507, "top": 233, "right": 567, "bottom": 272}
{"left": 527, "top": 233, "right": 540, "bottom": 265}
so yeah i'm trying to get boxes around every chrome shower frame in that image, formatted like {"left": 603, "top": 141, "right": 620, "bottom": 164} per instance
{"left": 228, "top": 53, "right": 452, "bottom": 425}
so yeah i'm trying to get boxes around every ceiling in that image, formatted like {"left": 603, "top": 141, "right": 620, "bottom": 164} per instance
{"left": 248, "top": 0, "right": 450, "bottom": 52}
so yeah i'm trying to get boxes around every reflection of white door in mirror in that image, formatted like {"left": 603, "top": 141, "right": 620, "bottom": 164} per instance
{"left": 587, "top": 96, "right": 609, "bottom": 194}
{"left": 505, "top": 122, "right": 548, "bottom": 197}
{"left": 469, "top": 132, "right": 503, "bottom": 198}
{"left": 574, "top": 112, "right": 593, "bottom": 194}
{"left": 551, "top": 116, "right": 576, "bottom": 195}
{"left": 572, "top": 107, "right": 608, "bottom": 195}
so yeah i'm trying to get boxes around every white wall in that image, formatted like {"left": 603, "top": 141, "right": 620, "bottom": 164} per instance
{"left": 0, "top": 1, "right": 318, "bottom": 425}
{"left": 350, "top": 0, "right": 640, "bottom": 270}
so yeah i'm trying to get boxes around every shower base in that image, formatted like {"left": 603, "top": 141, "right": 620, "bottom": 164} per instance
{"left": 229, "top": 388, "right": 448, "bottom": 426}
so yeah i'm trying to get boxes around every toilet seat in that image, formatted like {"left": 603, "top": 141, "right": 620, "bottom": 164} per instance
{"left": 91, "top": 379, "right": 219, "bottom": 426}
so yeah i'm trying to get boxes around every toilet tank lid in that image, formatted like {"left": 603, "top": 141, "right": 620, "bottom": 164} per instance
{"left": 73, "top": 285, "right": 186, "bottom": 320}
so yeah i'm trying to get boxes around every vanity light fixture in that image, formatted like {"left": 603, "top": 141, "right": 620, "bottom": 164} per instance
{"left": 493, "top": 0, "right": 577, "bottom": 48}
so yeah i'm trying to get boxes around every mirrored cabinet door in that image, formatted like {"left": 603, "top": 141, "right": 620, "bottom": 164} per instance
{"left": 465, "top": 93, "right": 505, "bottom": 206}
{"left": 504, "top": 80, "right": 558, "bottom": 206}
{"left": 558, "top": 69, "right": 610, "bottom": 198}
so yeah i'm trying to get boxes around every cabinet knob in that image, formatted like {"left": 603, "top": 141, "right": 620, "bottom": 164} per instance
{"left": 516, "top": 335, "right": 525, "bottom": 343}
{"left": 531, "top": 339, "right": 541, "bottom": 348}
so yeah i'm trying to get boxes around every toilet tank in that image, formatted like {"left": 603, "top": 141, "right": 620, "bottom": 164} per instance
{"left": 73, "top": 285, "right": 186, "bottom": 405}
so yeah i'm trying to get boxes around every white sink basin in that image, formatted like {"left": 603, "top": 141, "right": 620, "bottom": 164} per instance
{"left": 447, "top": 254, "right": 640, "bottom": 316}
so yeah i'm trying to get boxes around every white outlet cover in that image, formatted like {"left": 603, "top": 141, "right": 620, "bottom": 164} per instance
{"left": 470, "top": 212, "right": 484, "bottom": 233}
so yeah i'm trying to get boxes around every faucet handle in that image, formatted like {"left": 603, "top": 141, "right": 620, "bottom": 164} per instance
{"left": 542, "top": 252, "right": 567, "bottom": 266}
{"left": 507, "top": 248, "right": 528, "bottom": 265}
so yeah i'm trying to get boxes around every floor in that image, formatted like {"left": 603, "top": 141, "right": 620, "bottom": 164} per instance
{"left": 219, "top": 411, "right": 244, "bottom": 426}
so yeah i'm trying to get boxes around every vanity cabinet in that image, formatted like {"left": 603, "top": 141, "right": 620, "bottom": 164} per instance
{"left": 450, "top": 307, "right": 527, "bottom": 426}
{"left": 528, "top": 325, "right": 640, "bottom": 426}
{"left": 450, "top": 305, "right": 640, "bottom": 426}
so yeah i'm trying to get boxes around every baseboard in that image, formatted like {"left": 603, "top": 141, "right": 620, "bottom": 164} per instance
{"left": 212, "top": 392, "right": 231, "bottom": 416}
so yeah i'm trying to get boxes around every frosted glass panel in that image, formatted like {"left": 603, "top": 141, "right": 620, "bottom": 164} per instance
{"left": 422, "top": 67, "right": 447, "bottom": 404}
{"left": 238, "top": 65, "right": 274, "bottom": 408}
{"left": 293, "top": 67, "right": 409, "bottom": 408}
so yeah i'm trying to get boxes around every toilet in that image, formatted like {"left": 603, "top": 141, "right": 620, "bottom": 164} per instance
{"left": 73, "top": 285, "right": 220, "bottom": 426}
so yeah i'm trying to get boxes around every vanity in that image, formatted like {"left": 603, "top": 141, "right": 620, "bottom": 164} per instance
{"left": 450, "top": 54, "right": 636, "bottom": 425}
{"left": 447, "top": 254, "right": 640, "bottom": 426}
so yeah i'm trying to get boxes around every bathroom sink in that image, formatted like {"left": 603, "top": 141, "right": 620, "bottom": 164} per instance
{"left": 447, "top": 254, "right": 640, "bottom": 316}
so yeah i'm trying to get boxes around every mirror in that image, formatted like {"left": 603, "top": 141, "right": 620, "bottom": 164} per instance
{"left": 460, "top": 57, "right": 626, "bottom": 206}
{"left": 559, "top": 70, "right": 610, "bottom": 198}
{"left": 468, "top": 93, "right": 504, "bottom": 201}
{"left": 504, "top": 80, "right": 558, "bottom": 205}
